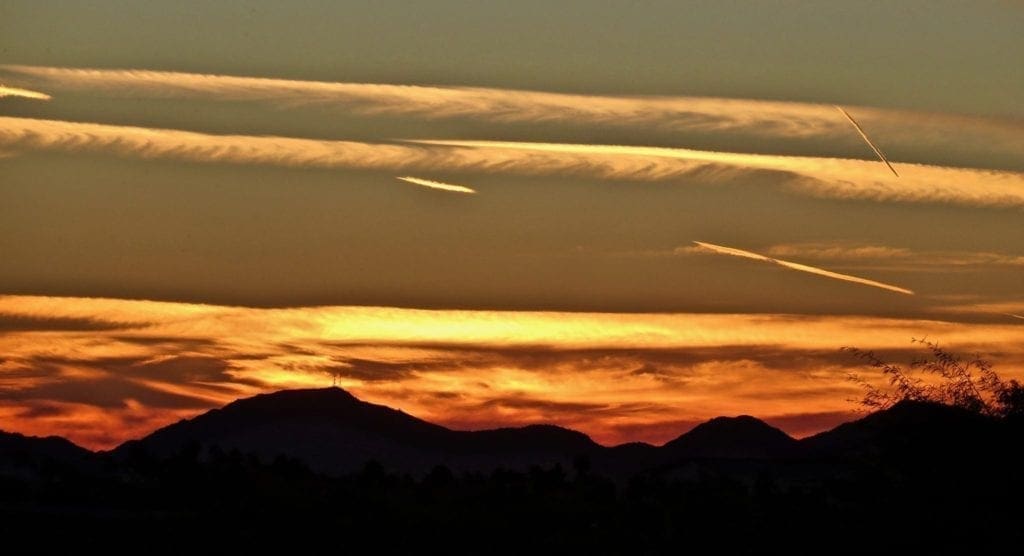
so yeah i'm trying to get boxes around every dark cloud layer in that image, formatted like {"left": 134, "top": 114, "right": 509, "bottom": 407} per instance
{"left": 0, "top": 312, "right": 140, "bottom": 332}
{"left": 1, "top": 354, "right": 259, "bottom": 410}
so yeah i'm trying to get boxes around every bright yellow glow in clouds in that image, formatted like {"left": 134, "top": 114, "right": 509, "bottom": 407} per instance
{"left": 1, "top": 295, "right": 1023, "bottom": 450}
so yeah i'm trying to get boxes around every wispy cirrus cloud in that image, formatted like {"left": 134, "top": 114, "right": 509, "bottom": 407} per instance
{"left": 3, "top": 64, "right": 1023, "bottom": 170}
{"left": 692, "top": 241, "right": 915, "bottom": 295}
{"left": 413, "top": 139, "right": 1024, "bottom": 208}
{"left": 934, "top": 300, "right": 1024, "bottom": 321}
{"left": 762, "top": 243, "right": 914, "bottom": 261}
{"left": 761, "top": 242, "right": 1024, "bottom": 269}
{"left": 0, "top": 65, "right": 882, "bottom": 137}
{"left": 3, "top": 117, "right": 1024, "bottom": 208}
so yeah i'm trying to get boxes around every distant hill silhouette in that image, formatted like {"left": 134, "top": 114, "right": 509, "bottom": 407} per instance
{"left": 801, "top": 399, "right": 1000, "bottom": 461}
{"left": 3, "top": 389, "right": 1022, "bottom": 553}
{"left": 662, "top": 415, "right": 797, "bottom": 459}
{"left": 105, "top": 388, "right": 1013, "bottom": 476}
{"left": 0, "top": 430, "right": 94, "bottom": 479}
{"left": 114, "top": 387, "right": 601, "bottom": 474}
{"left": 0, "top": 430, "right": 91, "bottom": 464}
{"left": 1, "top": 388, "right": 1009, "bottom": 478}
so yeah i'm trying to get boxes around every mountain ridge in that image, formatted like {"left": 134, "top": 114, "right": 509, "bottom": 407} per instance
{"left": 2, "top": 388, "right": 1020, "bottom": 553}
{"left": 3, "top": 388, "right": 1004, "bottom": 476}
{"left": 111, "top": 387, "right": 604, "bottom": 474}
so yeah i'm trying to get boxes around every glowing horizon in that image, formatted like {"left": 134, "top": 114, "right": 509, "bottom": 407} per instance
{"left": 2, "top": 294, "right": 1022, "bottom": 450}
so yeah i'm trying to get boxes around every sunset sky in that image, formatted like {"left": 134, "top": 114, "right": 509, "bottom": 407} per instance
{"left": 1, "top": 2, "right": 1022, "bottom": 449}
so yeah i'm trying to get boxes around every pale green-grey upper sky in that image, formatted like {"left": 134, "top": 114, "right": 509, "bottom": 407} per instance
{"left": 3, "top": 1, "right": 1022, "bottom": 116}
{"left": 1, "top": 1, "right": 1022, "bottom": 318}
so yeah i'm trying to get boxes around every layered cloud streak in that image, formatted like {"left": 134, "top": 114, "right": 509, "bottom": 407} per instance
{"left": 3, "top": 117, "right": 1024, "bottom": 207}
{"left": 3, "top": 64, "right": 1023, "bottom": 171}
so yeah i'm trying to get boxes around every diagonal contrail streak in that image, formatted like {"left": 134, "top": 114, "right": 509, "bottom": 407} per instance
{"left": 397, "top": 176, "right": 476, "bottom": 194}
{"left": 0, "top": 85, "right": 51, "bottom": 100}
{"left": 835, "top": 105, "right": 899, "bottom": 178}
{"left": 693, "top": 241, "right": 914, "bottom": 295}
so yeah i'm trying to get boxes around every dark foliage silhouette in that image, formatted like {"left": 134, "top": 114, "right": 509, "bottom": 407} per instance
{"left": 844, "top": 338, "right": 1024, "bottom": 418}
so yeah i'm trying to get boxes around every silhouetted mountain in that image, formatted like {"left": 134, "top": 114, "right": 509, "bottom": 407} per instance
{"left": 663, "top": 415, "right": 797, "bottom": 459}
{"left": 801, "top": 400, "right": 999, "bottom": 461}
{"left": 465, "top": 424, "right": 597, "bottom": 453}
{"left": 4, "top": 392, "right": 1024, "bottom": 553}
{"left": 0, "top": 430, "right": 94, "bottom": 477}
{"left": 0, "top": 430, "right": 90, "bottom": 460}
{"left": 595, "top": 441, "right": 660, "bottom": 474}
{"left": 118, "top": 390, "right": 1009, "bottom": 477}
{"left": 115, "top": 387, "right": 601, "bottom": 474}
{"left": 17, "top": 391, "right": 1013, "bottom": 479}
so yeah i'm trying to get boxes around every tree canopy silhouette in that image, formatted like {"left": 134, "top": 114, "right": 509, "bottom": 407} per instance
{"left": 844, "top": 338, "right": 1024, "bottom": 418}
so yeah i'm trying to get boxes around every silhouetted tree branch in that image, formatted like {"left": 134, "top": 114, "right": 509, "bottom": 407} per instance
{"left": 843, "top": 338, "right": 1024, "bottom": 418}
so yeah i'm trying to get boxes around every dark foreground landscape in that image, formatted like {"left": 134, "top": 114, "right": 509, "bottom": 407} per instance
{"left": 2, "top": 387, "right": 1022, "bottom": 554}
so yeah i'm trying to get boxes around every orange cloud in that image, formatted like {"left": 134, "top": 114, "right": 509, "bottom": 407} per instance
{"left": 2, "top": 295, "right": 1023, "bottom": 449}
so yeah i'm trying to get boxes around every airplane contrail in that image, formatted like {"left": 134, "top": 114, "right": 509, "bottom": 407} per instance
{"left": 0, "top": 85, "right": 50, "bottom": 100}
{"left": 835, "top": 105, "right": 899, "bottom": 177}
{"left": 397, "top": 176, "right": 476, "bottom": 194}
{"left": 693, "top": 241, "right": 914, "bottom": 295}
{"left": 1006, "top": 313, "right": 1024, "bottom": 321}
